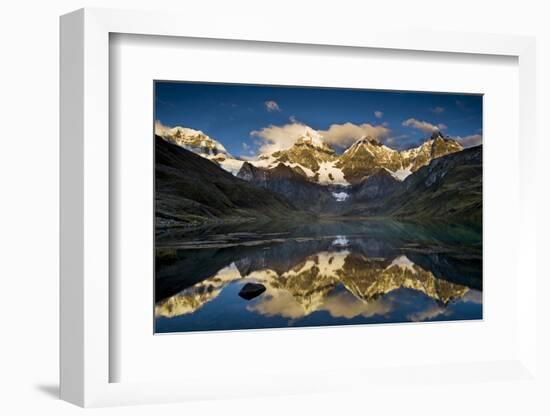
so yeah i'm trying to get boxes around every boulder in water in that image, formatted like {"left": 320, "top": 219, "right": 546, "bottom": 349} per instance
{"left": 238, "top": 283, "right": 266, "bottom": 300}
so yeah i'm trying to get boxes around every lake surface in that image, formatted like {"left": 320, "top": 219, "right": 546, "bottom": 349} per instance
{"left": 155, "top": 220, "right": 482, "bottom": 333}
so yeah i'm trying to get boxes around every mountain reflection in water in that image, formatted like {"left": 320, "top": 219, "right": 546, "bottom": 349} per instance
{"left": 155, "top": 220, "right": 482, "bottom": 333}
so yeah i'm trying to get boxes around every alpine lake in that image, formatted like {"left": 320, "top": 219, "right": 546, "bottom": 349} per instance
{"left": 155, "top": 219, "right": 482, "bottom": 333}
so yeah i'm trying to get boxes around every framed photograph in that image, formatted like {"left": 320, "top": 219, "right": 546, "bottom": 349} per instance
{"left": 153, "top": 81, "right": 483, "bottom": 334}
{"left": 60, "top": 8, "right": 540, "bottom": 408}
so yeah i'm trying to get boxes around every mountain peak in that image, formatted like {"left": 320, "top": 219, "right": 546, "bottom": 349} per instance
{"left": 343, "top": 136, "right": 394, "bottom": 156}
{"left": 430, "top": 130, "right": 445, "bottom": 141}
{"left": 170, "top": 126, "right": 203, "bottom": 137}
{"left": 156, "top": 124, "right": 231, "bottom": 158}
{"left": 362, "top": 135, "right": 382, "bottom": 146}
{"left": 294, "top": 128, "right": 334, "bottom": 153}
{"left": 347, "top": 136, "right": 381, "bottom": 148}
{"left": 237, "top": 161, "right": 263, "bottom": 182}
{"left": 270, "top": 162, "right": 306, "bottom": 179}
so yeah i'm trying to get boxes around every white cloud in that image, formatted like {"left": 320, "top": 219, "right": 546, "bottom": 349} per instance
{"left": 374, "top": 110, "right": 383, "bottom": 119}
{"left": 431, "top": 106, "right": 445, "bottom": 114}
{"left": 250, "top": 118, "right": 394, "bottom": 155}
{"left": 241, "top": 142, "right": 250, "bottom": 151}
{"left": 457, "top": 134, "right": 482, "bottom": 148}
{"left": 249, "top": 287, "right": 392, "bottom": 320}
{"left": 154, "top": 120, "right": 170, "bottom": 136}
{"left": 462, "top": 289, "right": 483, "bottom": 304}
{"left": 240, "top": 154, "right": 260, "bottom": 161}
{"left": 408, "top": 305, "right": 449, "bottom": 322}
{"left": 321, "top": 291, "right": 392, "bottom": 319}
{"left": 289, "top": 115, "right": 299, "bottom": 123}
{"left": 250, "top": 121, "right": 391, "bottom": 154}
{"left": 402, "top": 118, "right": 447, "bottom": 134}
{"left": 319, "top": 122, "right": 391, "bottom": 149}
{"left": 264, "top": 100, "right": 281, "bottom": 112}
{"left": 250, "top": 122, "right": 312, "bottom": 154}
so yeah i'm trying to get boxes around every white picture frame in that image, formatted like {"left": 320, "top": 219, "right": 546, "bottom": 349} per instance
{"left": 60, "top": 7, "right": 539, "bottom": 408}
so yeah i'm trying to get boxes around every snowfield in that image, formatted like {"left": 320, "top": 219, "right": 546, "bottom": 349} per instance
{"left": 386, "top": 255, "right": 417, "bottom": 274}
{"left": 332, "top": 191, "right": 349, "bottom": 202}
{"left": 385, "top": 166, "right": 413, "bottom": 181}
{"left": 215, "top": 157, "right": 245, "bottom": 175}
{"left": 317, "top": 161, "right": 349, "bottom": 186}
{"left": 331, "top": 236, "right": 350, "bottom": 247}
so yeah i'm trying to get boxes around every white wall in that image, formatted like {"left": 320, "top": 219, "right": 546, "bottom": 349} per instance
{"left": 0, "top": 0, "right": 548, "bottom": 414}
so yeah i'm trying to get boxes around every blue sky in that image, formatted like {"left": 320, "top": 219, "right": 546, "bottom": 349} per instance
{"left": 155, "top": 81, "right": 482, "bottom": 157}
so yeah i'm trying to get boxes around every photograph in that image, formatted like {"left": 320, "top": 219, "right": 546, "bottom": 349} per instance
{"left": 154, "top": 81, "right": 483, "bottom": 333}
{"left": 2, "top": 1, "right": 544, "bottom": 412}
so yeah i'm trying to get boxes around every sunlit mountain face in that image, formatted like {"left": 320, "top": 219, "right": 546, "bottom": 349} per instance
{"left": 155, "top": 220, "right": 482, "bottom": 333}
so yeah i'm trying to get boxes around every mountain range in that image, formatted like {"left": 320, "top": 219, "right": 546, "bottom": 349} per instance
{"left": 350, "top": 145, "right": 482, "bottom": 222}
{"left": 155, "top": 125, "right": 482, "bottom": 228}
{"left": 156, "top": 125, "right": 464, "bottom": 185}
{"left": 155, "top": 134, "right": 312, "bottom": 229}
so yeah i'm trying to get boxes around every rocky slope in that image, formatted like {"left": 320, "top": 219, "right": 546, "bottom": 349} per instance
{"left": 158, "top": 126, "right": 231, "bottom": 157}
{"left": 388, "top": 145, "right": 482, "bottom": 222}
{"left": 347, "top": 145, "right": 482, "bottom": 222}
{"left": 155, "top": 135, "right": 303, "bottom": 229}
{"left": 400, "top": 131, "right": 464, "bottom": 172}
{"left": 351, "top": 168, "right": 402, "bottom": 206}
{"left": 335, "top": 137, "right": 403, "bottom": 184}
{"left": 156, "top": 125, "right": 245, "bottom": 174}
{"left": 236, "top": 161, "right": 337, "bottom": 212}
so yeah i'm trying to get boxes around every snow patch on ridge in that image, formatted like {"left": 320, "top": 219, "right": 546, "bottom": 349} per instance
{"left": 386, "top": 255, "right": 417, "bottom": 274}
{"left": 215, "top": 157, "right": 245, "bottom": 175}
{"left": 391, "top": 168, "right": 412, "bottom": 181}
{"left": 385, "top": 166, "right": 412, "bottom": 181}
{"left": 286, "top": 163, "right": 314, "bottom": 177}
{"left": 317, "top": 161, "right": 349, "bottom": 186}
{"left": 332, "top": 236, "right": 349, "bottom": 246}
{"left": 246, "top": 155, "right": 276, "bottom": 169}
{"left": 332, "top": 191, "right": 349, "bottom": 202}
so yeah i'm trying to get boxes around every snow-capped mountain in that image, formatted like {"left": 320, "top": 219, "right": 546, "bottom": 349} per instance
{"left": 400, "top": 131, "right": 464, "bottom": 173}
{"left": 158, "top": 124, "right": 464, "bottom": 187}
{"left": 335, "top": 137, "right": 403, "bottom": 184}
{"left": 157, "top": 126, "right": 230, "bottom": 157}
{"left": 335, "top": 132, "right": 463, "bottom": 184}
{"left": 236, "top": 161, "right": 336, "bottom": 211}
{"left": 246, "top": 130, "right": 463, "bottom": 186}
{"left": 156, "top": 125, "right": 246, "bottom": 174}
{"left": 250, "top": 128, "right": 348, "bottom": 185}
